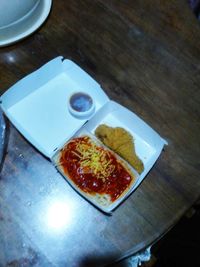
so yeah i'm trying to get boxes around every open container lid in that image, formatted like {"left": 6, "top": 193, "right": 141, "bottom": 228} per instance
{"left": 0, "top": 56, "right": 109, "bottom": 158}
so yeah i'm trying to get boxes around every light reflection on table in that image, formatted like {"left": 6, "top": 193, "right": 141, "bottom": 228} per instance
{"left": 45, "top": 200, "right": 75, "bottom": 231}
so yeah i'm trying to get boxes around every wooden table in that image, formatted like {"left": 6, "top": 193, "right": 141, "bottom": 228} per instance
{"left": 0, "top": 1, "right": 200, "bottom": 266}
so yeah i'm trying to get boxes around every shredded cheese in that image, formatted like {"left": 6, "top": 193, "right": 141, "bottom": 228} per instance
{"left": 73, "top": 137, "right": 115, "bottom": 182}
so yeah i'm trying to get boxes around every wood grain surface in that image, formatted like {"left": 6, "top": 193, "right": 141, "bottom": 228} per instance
{"left": 0, "top": 1, "right": 200, "bottom": 266}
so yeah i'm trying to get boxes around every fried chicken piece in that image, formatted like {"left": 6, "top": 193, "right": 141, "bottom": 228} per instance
{"left": 95, "top": 124, "right": 144, "bottom": 174}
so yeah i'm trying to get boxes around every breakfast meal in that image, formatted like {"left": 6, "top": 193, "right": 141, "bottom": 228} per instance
{"left": 55, "top": 135, "right": 137, "bottom": 207}
{"left": 95, "top": 124, "right": 144, "bottom": 174}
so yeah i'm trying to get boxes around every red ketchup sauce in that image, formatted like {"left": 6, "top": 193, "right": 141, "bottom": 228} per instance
{"left": 59, "top": 136, "right": 134, "bottom": 201}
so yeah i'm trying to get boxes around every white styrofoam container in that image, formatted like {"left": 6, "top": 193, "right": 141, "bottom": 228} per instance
{"left": 0, "top": 56, "right": 167, "bottom": 213}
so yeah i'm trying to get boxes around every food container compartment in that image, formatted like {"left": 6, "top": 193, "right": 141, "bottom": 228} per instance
{"left": 52, "top": 130, "right": 140, "bottom": 213}
{"left": 78, "top": 100, "right": 168, "bottom": 187}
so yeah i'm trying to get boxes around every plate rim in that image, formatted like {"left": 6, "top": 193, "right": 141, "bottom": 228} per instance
{"left": 0, "top": 0, "right": 52, "bottom": 47}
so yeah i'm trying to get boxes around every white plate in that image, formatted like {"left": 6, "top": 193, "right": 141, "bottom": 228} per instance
{"left": 0, "top": 0, "right": 52, "bottom": 47}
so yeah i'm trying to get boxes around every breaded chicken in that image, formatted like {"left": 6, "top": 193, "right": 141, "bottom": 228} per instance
{"left": 95, "top": 124, "right": 144, "bottom": 174}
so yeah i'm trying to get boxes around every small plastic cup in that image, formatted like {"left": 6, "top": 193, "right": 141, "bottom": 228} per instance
{"left": 68, "top": 92, "right": 95, "bottom": 119}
